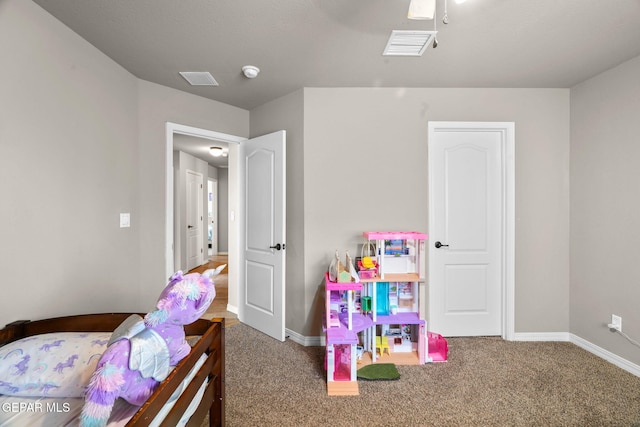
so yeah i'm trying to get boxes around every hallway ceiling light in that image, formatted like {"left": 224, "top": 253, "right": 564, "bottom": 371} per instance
{"left": 210, "top": 147, "right": 228, "bottom": 157}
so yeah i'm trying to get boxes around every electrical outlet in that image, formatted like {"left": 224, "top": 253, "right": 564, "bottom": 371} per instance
{"left": 610, "top": 314, "right": 622, "bottom": 332}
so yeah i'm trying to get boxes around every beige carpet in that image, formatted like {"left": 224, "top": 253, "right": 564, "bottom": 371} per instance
{"left": 223, "top": 323, "right": 640, "bottom": 427}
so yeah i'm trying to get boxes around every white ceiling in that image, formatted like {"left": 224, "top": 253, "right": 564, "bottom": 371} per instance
{"left": 33, "top": 0, "right": 640, "bottom": 112}
{"left": 35, "top": 0, "right": 640, "bottom": 167}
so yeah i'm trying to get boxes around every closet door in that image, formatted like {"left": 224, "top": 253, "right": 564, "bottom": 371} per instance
{"left": 428, "top": 122, "right": 514, "bottom": 337}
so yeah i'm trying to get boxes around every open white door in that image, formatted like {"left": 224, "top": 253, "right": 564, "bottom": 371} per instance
{"left": 241, "top": 130, "right": 286, "bottom": 341}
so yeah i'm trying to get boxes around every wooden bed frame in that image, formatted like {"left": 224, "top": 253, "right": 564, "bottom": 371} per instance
{"left": 0, "top": 313, "right": 225, "bottom": 427}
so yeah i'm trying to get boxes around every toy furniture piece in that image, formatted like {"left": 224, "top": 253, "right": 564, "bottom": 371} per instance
{"left": 375, "top": 336, "right": 391, "bottom": 356}
{"left": 328, "top": 250, "right": 359, "bottom": 283}
{"left": 0, "top": 313, "right": 225, "bottom": 426}
{"left": 323, "top": 231, "right": 429, "bottom": 396}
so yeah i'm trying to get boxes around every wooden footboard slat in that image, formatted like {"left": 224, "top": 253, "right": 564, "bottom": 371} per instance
{"left": 213, "top": 317, "right": 225, "bottom": 427}
{"left": 157, "top": 355, "right": 215, "bottom": 426}
{"left": 186, "top": 379, "right": 216, "bottom": 427}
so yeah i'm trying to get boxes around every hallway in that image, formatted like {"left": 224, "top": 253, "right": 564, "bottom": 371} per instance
{"left": 189, "top": 254, "right": 238, "bottom": 326}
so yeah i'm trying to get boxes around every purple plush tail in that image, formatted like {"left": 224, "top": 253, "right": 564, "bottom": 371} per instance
{"left": 80, "top": 362, "right": 125, "bottom": 427}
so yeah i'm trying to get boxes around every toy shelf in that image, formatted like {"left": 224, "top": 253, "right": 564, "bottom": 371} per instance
{"left": 363, "top": 231, "right": 428, "bottom": 240}
{"left": 375, "top": 311, "right": 424, "bottom": 325}
{"left": 326, "top": 326, "right": 359, "bottom": 345}
{"left": 360, "top": 272, "right": 421, "bottom": 283}
{"left": 325, "top": 277, "right": 362, "bottom": 291}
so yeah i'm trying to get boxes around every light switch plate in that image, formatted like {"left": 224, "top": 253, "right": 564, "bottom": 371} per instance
{"left": 120, "top": 213, "right": 131, "bottom": 228}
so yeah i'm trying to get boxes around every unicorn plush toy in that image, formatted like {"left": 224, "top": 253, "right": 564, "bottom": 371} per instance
{"left": 80, "top": 265, "right": 224, "bottom": 427}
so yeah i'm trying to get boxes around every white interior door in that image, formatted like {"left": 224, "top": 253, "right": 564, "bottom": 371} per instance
{"left": 186, "top": 170, "right": 204, "bottom": 271}
{"left": 241, "top": 130, "right": 286, "bottom": 341}
{"left": 428, "top": 122, "right": 514, "bottom": 337}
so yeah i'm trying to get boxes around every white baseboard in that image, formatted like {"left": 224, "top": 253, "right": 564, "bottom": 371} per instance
{"left": 570, "top": 334, "right": 640, "bottom": 377}
{"left": 286, "top": 329, "right": 323, "bottom": 347}
{"left": 513, "top": 332, "right": 571, "bottom": 342}
{"left": 226, "top": 304, "right": 238, "bottom": 314}
{"left": 513, "top": 332, "right": 640, "bottom": 377}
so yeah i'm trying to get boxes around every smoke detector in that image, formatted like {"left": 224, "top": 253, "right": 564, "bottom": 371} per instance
{"left": 242, "top": 65, "right": 260, "bottom": 79}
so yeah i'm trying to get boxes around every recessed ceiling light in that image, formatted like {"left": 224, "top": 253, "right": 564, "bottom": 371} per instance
{"left": 179, "top": 71, "right": 219, "bottom": 86}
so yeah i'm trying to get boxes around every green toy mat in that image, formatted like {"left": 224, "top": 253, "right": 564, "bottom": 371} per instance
{"left": 357, "top": 363, "right": 400, "bottom": 381}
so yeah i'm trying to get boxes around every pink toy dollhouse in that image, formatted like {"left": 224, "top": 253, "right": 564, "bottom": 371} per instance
{"left": 323, "top": 231, "right": 430, "bottom": 396}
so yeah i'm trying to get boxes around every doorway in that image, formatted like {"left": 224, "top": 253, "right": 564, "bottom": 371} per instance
{"left": 166, "top": 123, "right": 287, "bottom": 342}
{"left": 166, "top": 122, "right": 245, "bottom": 316}
{"left": 428, "top": 121, "right": 515, "bottom": 339}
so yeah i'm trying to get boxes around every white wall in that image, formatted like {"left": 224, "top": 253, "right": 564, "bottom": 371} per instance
{"left": 302, "top": 88, "right": 571, "bottom": 337}
{"left": 0, "top": 0, "right": 250, "bottom": 326}
{"left": 570, "top": 54, "right": 640, "bottom": 366}
{"left": 216, "top": 168, "right": 229, "bottom": 253}
{"left": 207, "top": 165, "right": 228, "bottom": 255}
{"left": 0, "top": 0, "right": 141, "bottom": 325}
{"left": 136, "top": 81, "right": 248, "bottom": 305}
{"left": 250, "top": 87, "right": 570, "bottom": 339}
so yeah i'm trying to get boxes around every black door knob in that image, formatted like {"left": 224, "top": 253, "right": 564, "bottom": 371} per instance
{"left": 270, "top": 243, "right": 282, "bottom": 250}
{"left": 435, "top": 241, "right": 449, "bottom": 248}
